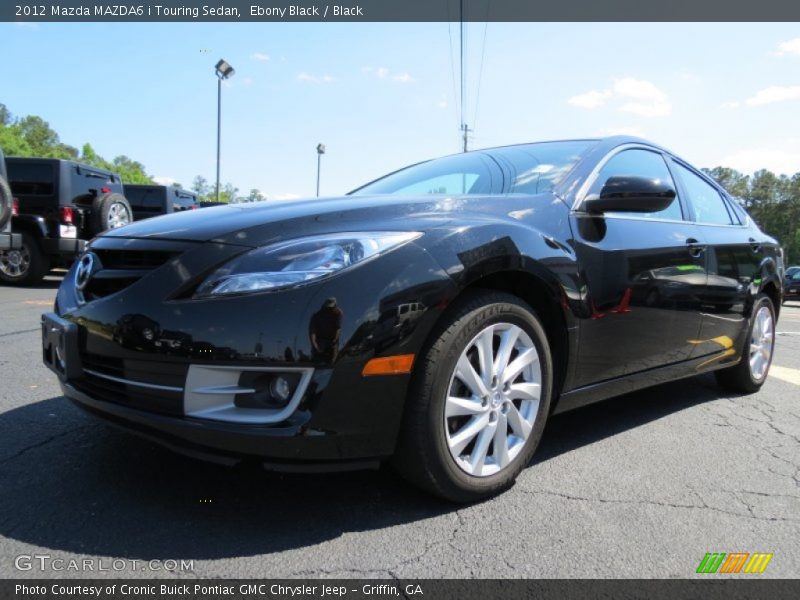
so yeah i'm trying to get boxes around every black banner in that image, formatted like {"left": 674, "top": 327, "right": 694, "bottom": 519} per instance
{"left": 5, "top": 0, "right": 800, "bottom": 23}
{"left": 3, "top": 580, "right": 800, "bottom": 600}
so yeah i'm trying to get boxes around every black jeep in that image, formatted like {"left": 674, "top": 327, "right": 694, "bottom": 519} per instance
{"left": 0, "top": 148, "right": 21, "bottom": 252}
{"left": 123, "top": 184, "right": 198, "bottom": 221}
{"left": 1, "top": 157, "right": 132, "bottom": 285}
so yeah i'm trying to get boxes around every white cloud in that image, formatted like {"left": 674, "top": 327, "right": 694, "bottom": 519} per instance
{"left": 296, "top": 72, "right": 335, "bottom": 84}
{"left": 568, "top": 78, "right": 671, "bottom": 117}
{"left": 613, "top": 77, "right": 672, "bottom": 117}
{"left": 272, "top": 193, "right": 302, "bottom": 201}
{"left": 153, "top": 176, "right": 177, "bottom": 186}
{"left": 438, "top": 95, "right": 448, "bottom": 109}
{"left": 772, "top": 37, "right": 800, "bottom": 57}
{"left": 363, "top": 66, "right": 414, "bottom": 83}
{"left": 14, "top": 22, "right": 38, "bottom": 29}
{"left": 721, "top": 101, "right": 740, "bottom": 110}
{"left": 745, "top": 85, "right": 800, "bottom": 106}
{"left": 718, "top": 147, "right": 800, "bottom": 175}
{"left": 595, "top": 126, "right": 646, "bottom": 138}
{"left": 568, "top": 89, "right": 611, "bottom": 109}
{"left": 251, "top": 53, "right": 270, "bottom": 62}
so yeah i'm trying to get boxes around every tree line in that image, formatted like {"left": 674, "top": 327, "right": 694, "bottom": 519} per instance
{"left": 0, "top": 103, "right": 245, "bottom": 203}
{"left": 703, "top": 167, "right": 800, "bottom": 264}
{"left": 1, "top": 104, "right": 798, "bottom": 263}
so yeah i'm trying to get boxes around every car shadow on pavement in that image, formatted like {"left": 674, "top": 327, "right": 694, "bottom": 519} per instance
{"left": 0, "top": 374, "right": 725, "bottom": 562}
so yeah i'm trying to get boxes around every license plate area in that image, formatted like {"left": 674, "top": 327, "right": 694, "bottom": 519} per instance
{"left": 41, "top": 313, "right": 82, "bottom": 380}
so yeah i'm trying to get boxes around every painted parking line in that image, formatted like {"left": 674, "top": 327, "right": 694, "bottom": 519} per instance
{"left": 770, "top": 365, "right": 800, "bottom": 386}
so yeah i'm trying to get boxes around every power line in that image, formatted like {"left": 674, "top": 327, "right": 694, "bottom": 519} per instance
{"left": 472, "top": 18, "right": 489, "bottom": 133}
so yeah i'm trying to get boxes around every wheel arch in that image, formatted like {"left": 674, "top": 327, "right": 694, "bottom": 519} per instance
{"left": 761, "top": 278, "right": 781, "bottom": 319}
{"left": 419, "top": 268, "right": 571, "bottom": 400}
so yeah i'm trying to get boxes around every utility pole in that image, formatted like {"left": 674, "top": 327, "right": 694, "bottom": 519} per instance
{"left": 459, "top": 0, "right": 469, "bottom": 152}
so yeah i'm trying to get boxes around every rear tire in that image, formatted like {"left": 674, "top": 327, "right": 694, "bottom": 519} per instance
{"left": 393, "top": 291, "right": 553, "bottom": 502}
{"left": 90, "top": 193, "right": 132, "bottom": 235}
{"left": 0, "top": 231, "right": 49, "bottom": 286}
{"left": 715, "top": 294, "right": 776, "bottom": 394}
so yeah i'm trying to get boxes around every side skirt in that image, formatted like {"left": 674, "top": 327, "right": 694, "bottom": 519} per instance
{"left": 553, "top": 351, "right": 741, "bottom": 415}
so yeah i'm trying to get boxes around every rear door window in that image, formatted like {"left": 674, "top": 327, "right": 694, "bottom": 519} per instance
{"left": 673, "top": 163, "right": 733, "bottom": 225}
{"left": 7, "top": 162, "right": 55, "bottom": 196}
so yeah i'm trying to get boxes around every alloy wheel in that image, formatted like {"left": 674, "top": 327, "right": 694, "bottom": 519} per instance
{"left": 444, "top": 322, "right": 541, "bottom": 477}
{"left": 107, "top": 203, "right": 131, "bottom": 229}
{"left": 749, "top": 305, "right": 774, "bottom": 381}
{"left": 0, "top": 246, "right": 31, "bottom": 278}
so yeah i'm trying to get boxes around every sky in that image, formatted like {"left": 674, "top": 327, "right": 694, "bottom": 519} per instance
{"left": 2, "top": 22, "right": 800, "bottom": 199}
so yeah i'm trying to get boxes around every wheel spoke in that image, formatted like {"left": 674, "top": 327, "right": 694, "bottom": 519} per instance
{"left": 475, "top": 326, "right": 495, "bottom": 387}
{"left": 449, "top": 412, "right": 490, "bottom": 456}
{"left": 455, "top": 355, "right": 489, "bottom": 398}
{"left": 469, "top": 421, "right": 496, "bottom": 474}
{"left": 493, "top": 412, "right": 510, "bottom": 468}
{"left": 446, "top": 395, "right": 484, "bottom": 417}
{"left": 507, "top": 403, "right": 532, "bottom": 440}
{"left": 502, "top": 347, "right": 538, "bottom": 385}
{"left": 493, "top": 326, "right": 520, "bottom": 376}
{"left": 508, "top": 382, "right": 541, "bottom": 402}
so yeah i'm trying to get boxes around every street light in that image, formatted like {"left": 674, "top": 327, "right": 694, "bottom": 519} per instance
{"left": 215, "top": 59, "right": 235, "bottom": 203}
{"left": 316, "top": 143, "right": 326, "bottom": 197}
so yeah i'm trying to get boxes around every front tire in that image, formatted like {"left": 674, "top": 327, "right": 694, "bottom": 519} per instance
{"left": 715, "top": 293, "right": 776, "bottom": 393}
{"left": 393, "top": 291, "right": 553, "bottom": 502}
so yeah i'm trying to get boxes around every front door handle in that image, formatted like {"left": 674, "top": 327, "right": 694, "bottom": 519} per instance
{"left": 749, "top": 237, "right": 762, "bottom": 253}
{"left": 686, "top": 238, "right": 705, "bottom": 258}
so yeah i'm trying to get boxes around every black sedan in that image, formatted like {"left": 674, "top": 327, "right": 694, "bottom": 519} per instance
{"left": 42, "top": 137, "right": 782, "bottom": 502}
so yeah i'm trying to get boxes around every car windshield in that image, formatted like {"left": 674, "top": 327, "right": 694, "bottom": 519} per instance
{"left": 351, "top": 140, "right": 595, "bottom": 196}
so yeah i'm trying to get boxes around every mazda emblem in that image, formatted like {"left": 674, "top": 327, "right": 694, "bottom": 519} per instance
{"left": 75, "top": 252, "right": 99, "bottom": 291}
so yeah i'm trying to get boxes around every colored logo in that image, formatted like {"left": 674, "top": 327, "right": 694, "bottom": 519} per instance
{"left": 696, "top": 552, "right": 773, "bottom": 574}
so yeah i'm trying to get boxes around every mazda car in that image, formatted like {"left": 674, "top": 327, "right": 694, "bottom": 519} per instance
{"left": 42, "top": 137, "right": 782, "bottom": 502}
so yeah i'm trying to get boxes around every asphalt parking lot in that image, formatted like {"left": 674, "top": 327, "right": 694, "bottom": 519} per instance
{"left": 1, "top": 277, "right": 799, "bottom": 579}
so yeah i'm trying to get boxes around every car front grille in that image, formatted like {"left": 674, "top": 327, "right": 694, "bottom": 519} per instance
{"left": 73, "top": 352, "right": 188, "bottom": 416}
{"left": 81, "top": 248, "right": 179, "bottom": 302}
{"left": 92, "top": 249, "right": 177, "bottom": 270}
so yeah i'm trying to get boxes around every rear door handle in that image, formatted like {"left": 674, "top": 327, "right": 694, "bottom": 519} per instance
{"left": 749, "top": 237, "right": 761, "bottom": 253}
{"left": 686, "top": 238, "right": 705, "bottom": 258}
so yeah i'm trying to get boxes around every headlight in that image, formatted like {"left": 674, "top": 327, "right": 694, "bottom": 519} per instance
{"left": 194, "top": 231, "right": 421, "bottom": 298}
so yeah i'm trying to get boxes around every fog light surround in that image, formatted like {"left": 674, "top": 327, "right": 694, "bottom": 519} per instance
{"left": 184, "top": 365, "right": 313, "bottom": 424}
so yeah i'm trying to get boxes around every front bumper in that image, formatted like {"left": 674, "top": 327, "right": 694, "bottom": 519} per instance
{"left": 46, "top": 235, "right": 455, "bottom": 466}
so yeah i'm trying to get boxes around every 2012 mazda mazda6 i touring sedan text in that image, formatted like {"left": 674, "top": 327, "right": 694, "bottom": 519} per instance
{"left": 42, "top": 137, "right": 783, "bottom": 501}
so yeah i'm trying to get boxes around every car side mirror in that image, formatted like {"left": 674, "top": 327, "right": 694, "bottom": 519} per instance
{"left": 583, "top": 176, "right": 676, "bottom": 214}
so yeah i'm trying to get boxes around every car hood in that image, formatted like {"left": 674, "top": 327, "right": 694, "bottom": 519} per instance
{"left": 100, "top": 193, "right": 554, "bottom": 247}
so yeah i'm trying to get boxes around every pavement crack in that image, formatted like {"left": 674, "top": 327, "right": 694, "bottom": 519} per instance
{"left": 0, "top": 425, "right": 91, "bottom": 465}
{"left": 519, "top": 487, "right": 800, "bottom": 523}
{"left": 0, "top": 328, "right": 39, "bottom": 338}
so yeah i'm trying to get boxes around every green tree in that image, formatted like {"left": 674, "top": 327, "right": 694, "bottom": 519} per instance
{"left": 246, "top": 188, "right": 266, "bottom": 202}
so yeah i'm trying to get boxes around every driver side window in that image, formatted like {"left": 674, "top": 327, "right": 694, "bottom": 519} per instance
{"left": 590, "top": 149, "right": 683, "bottom": 221}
